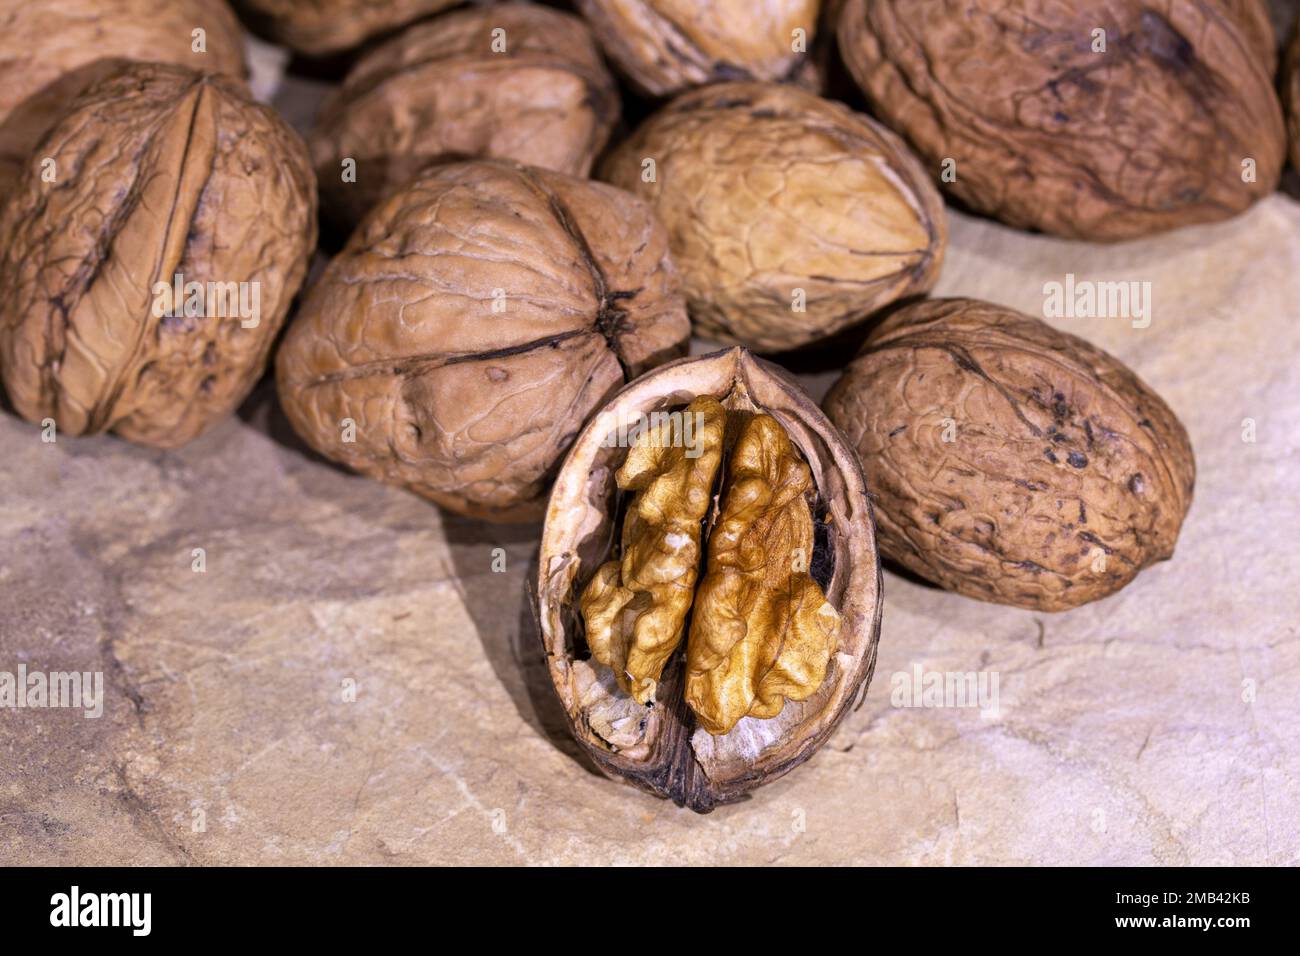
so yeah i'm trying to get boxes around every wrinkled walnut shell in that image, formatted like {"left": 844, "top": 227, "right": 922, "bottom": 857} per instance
{"left": 232, "top": 0, "right": 460, "bottom": 56}
{"left": 575, "top": 0, "right": 821, "bottom": 96}
{"left": 310, "top": 2, "right": 620, "bottom": 229}
{"left": 823, "top": 298, "right": 1195, "bottom": 612}
{"left": 276, "top": 160, "right": 690, "bottom": 522}
{"left": 0, "top": 0, "right": 246, "bottom": 203}
{"left": 0, "top": 63, "right": 317, "bottom": 448}
{"left": 600, "top": 81, "right": 946, "bottom": 352}
{"left": 837, "top": 0, "right": 1285, "bottom": 241}
{"left": 1285, "top": 19, "right": 1300, "bottom": 172}
{"left": 536, "top": 348, "right": 882, "bottom": 811}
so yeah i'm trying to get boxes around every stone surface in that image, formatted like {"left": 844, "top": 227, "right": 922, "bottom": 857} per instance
{"left": 2, "top": 23, "right": 1299, "bottom": 866}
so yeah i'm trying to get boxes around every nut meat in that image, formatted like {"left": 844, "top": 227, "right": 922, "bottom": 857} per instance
{"left": 0, "top": 0, "right": 246, "bottom": 203}
{"left": 601, "top": 82, "right": 946, "bottom": 352}
{"left": 576, "top": 0, "right": 821, "bottom": 96}
{"left": 538, "top": 348, "right": 881, "bottom": 811}
{"left": 0, "top": 63, "right": 317, "bottom": 448}
{"left": 276, "top": 160, "right": 690, "bottom": 522}
{"left": 823, "top": 298, "right": 1196, "bottom": 611}
{"left": 837, "top": 0, "right": 1285, "bottom": 240}
{"left": 310, "top": 2, "right": 619, "bottom": 229}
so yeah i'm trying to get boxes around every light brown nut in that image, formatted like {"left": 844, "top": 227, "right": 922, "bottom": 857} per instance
{"left": 600, "top": 82, "right": 946, "bottom": 352}
{"left": 0, "top": 63, "right": 317, "bottom": 449}
{"left": 0, "top": 0, "right": 246, "bottom": 201}
{"left": 823, "top": 298, "right": 1196, "bottom": 612}
{"left": 580, "top": 396, "right": 727, "bottom": 704}
{"left": 231, "top": 0, "right": 459, "bottom": 56}
{"left": 537, "top": 348, "right": 881, "bottom": 811}
{"left": 575, "top": 0, "right": 821, "bottom": 96}
{"left": 837, "top": 0, "right": 1285, "bottom": 241}
{"left": 276, "top": 160, "right": 690, "bottom": 523}
{"left": 310, "top": 2, "right": 620, "bottom": 230}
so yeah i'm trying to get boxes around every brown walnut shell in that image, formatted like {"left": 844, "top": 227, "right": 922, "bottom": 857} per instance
{"left": 823, "top": 298, "right": 1195, "bottom": 612}
{"left": 536, "top": 348, "right": 882, "bottom": 812}
{"left": 1285, "top": 19, "right": 1300, "bottom": 172}
{"left": 600, "top": 81, "right": 946, "bottom": 352}
{"left": 0, "top": 0, "right": 246, "bottom": 203}
{"left": 310, "top": 2, "right": 620, "bottom": 230}
{"left": 837, "top": 0, "right": 1285, "bottom": 241}
{"left": 575, "top": 0, "right": 821, "bottom": 97}
{"left": 0, "top": 63, "right": 317, "bottom": 449}
{"left": 232, "top": 0, "right": 460, "bottom": 56}
{"left": 276, "top": 160, "right": 690, "bottom": 523}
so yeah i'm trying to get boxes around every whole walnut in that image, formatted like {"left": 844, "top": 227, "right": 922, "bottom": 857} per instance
{"left": 837, "top": 0, "right": 1285, "bottom": 241}
{"left": 1286, "top": 21, "right": 1300, "bottom": 171}
{"left": 0, "top": 0, "right": 246, "bottom": 203}
{"left": 576, "top": 0, "right": 821, "bottom": 96}
{"left": 276, "top": 160, "right": 690, "bottom": 523}
{"left": 823, "top": 298, "right": 1196, "bottom": 612}
{"left": 311, "top": 2, "right": 620, "bottom": 229}
{"left": 536, "top": 347, "right": 881, "bottom": 811}
{"left": 0, "top": 63, "right": 317, "bottom": 449}
{"left": 232, "top": 0, "right": 460, "bottom": 56}
{"left": 600, "top": 82, "right": 946, "bottom": 352}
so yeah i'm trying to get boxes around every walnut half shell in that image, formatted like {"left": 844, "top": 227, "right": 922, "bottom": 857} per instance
{"left": 536, "top": 348, "right": 882, "bottom": 812}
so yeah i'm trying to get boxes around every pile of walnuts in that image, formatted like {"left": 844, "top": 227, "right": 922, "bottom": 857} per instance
{"left": 4, "top": 0, "right": 1286, "bottom": 810}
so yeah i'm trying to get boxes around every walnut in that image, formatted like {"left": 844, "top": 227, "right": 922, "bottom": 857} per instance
{"left": 537, "top": 348, "right": 881, "bottom": 811}
{"left": 600, "top": 81, "right": 946, "bottom": 352}
{"left": 231, "top": 0, "right": 459, "bottom": 56}
{"left": 0, "top": 63, "right": 317, "bottom": 449}
{"left": 823, "top": 298, "right": 1196, "bottom": 612}
{"left": 275, "top": 160, "right": 690, "bottom": 523}
{"left": 0, "top": 0, "right": 246, "bottom": 203}
{"left": 310, "top": 2, "right": 620, "bottom": 230}
{"left": 837, "top": 0, "right": 1286, "bottom": 241}
{"left": 575, "top": 0, "right": 821, "bottom": 96}
{"left": 1285, "top": 20, "right": 1300, "bottom": 172}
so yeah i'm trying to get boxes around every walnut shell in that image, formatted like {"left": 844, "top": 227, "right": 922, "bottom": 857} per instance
{"left": 823, "top": 298, "right": 1196, "bottom": 612}
{"left": 0, "top": 63, "right": 317, "bottom": 449}
{"left": 837, "top": 0, "right": 1285, "bottom": 241}
{"left": 575, "top": 0, "right": 821, "bottom": 96}
{"left": 600, "top": 82, "right": 946, "bottom": 352}
{"left": 1285, "top": 19, "right": 1300, "bottom": 171}
{"left": 310, "top": 2, "right": 620, "bottom": 230}
{"left": 536, "top": 347, "right": 882, "bottom": 811}
{"left": 232, "top": 0, "right": 460, "bottom": 56}
{"left": 0, "top": 0, "right": 246, "bottom": 202}
{"left": 276, "top": 160, "right": 690, "bottom": 522}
